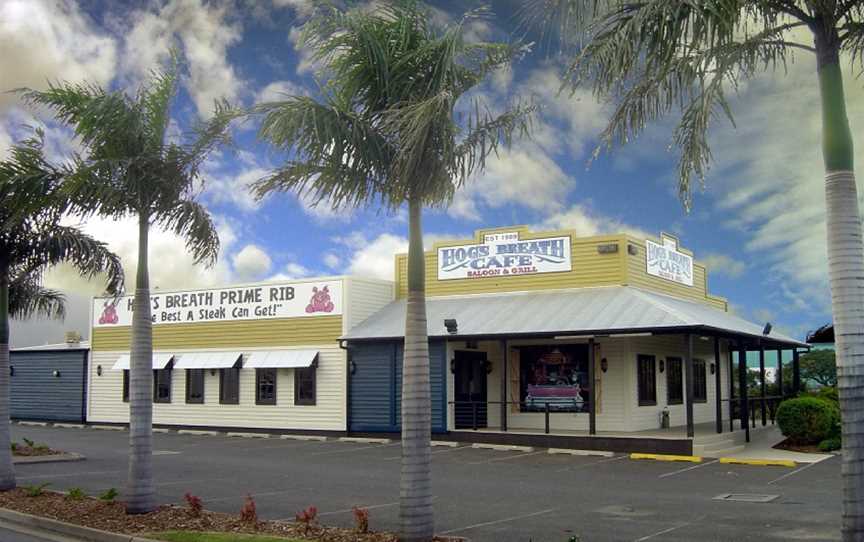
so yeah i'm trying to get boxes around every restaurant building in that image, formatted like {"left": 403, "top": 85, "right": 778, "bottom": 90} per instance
{"left": 343, "top": 226, "right": 807, "bottom": 455}
{"left": 87, "top": 276, "right": 392, "bottom": 433}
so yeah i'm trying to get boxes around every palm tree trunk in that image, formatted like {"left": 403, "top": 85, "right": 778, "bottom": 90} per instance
{"left": 400, "top": 196, "right": 433, "bottom": 542}
{"left": 126, "top": 213, "right": 155, "bottom": 514}
{"left": 815, "top": 33, "right": 862, "bottom": 542}
{"left": 0, "top": 269, "right": 16, "bottom": 491}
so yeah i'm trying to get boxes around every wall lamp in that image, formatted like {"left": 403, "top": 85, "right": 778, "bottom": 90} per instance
{"left": 9, "top": 366, "right": 13, "bottom": 377}
{"left": 710, "top": 362, "right": 716, "bottom": 375}
{"left": 659, "top": 359, "right": 665, "bottom": 373}
{"left": 96, "top": 365, "right": 102, "bottom": 377}
{"left": 53, "top": 370, "right": 61, "bottom": 378}
{"left": 763, "top": 322, "right": 773, "bottom": 336}
{"left": 600, "top": 358, "right": 608, "bottom": 373}
{"left": 444, "top": 319, "right": 458, "bottom": 335}
{"left": 349, "top": 360, "right": 357, "bottom": 375}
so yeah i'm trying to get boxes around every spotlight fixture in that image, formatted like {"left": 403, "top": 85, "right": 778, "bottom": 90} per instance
{"left": 762, "top": 322, "right": 773, "bottom": 336}
{"left": 444, "top": 318, "right": 458, "bottom": 335}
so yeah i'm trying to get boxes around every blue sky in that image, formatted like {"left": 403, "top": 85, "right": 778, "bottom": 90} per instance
{"left": 2, "top": 0, "right": 863, "bottom": 346}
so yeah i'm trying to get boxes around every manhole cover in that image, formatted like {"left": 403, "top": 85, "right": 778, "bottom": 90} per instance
{"left": 713, "top": 493, "right": 779, "bottom": 503}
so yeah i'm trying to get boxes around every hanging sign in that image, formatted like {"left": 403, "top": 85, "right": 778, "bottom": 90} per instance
{"left": 93, "top": 280, "right": 342, "bottom": 327}
{"left": 645, "top": 236, "right": 693, "bottom": 286}
{"left": 437, "top": 231, "right": 571, "bottom": 280}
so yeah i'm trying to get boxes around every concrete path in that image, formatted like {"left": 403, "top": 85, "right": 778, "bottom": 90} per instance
{"left": 723, "top": 426, "right": 834, "bottom": 464}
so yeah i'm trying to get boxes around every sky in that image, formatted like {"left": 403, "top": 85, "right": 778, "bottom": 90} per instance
{"left": 2, "top": 0, "right": 862, "bottom": 347}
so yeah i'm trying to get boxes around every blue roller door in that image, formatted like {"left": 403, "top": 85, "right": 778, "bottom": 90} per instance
{"left": 349, "top": 340, "right": 446, "bottom": 433}
{"left": 10, "top": 350, "right": 87, "bottom": 423}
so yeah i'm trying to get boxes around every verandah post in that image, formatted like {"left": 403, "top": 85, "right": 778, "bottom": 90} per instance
{"left": 588, "top": 337, "right": 596, "bottom": 435}
{"left": 792, "top": 349, "right": 801, "bottom": 394}
{"left": 500, "top": 339, "right": 507, "bottom": 433}
{"left": 714, "top": 337, "right": 722, "bottom": 434}
{"left": 759, "top": 346, "right": 767, "bottom": 426}
{"left": 684, "top": 334, "right": 694, "bottom": 438}
{"left": 728, "top": 346, "right": 734, "bottom": 433}
{"left": 776, "top": 348, "right": 784, "bottom": 398}
{"left": 738, "top": 346, "right": 750, "bottom": 443}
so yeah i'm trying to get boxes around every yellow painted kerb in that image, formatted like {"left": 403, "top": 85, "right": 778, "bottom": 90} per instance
{"left": 719, "top": 457, "right": 796, "bottom": 468}
{"left": 630, "top": 453, "right": 703, "bottom": 463}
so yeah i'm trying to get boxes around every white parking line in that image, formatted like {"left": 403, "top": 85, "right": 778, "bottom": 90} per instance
{"left": 555, "top": 454, "right": 626, "bottom": 472}
{"left": 312, "top": 442, "right": 401, "bottom": 457}
{"left": 17, "top": 470, "right": 125, "bottom": 480}
{"left": 658, "top": 459, "right": 719, "bottom": 478}
{"left": 317, "top": 500, "right": 400, "bottom": 518}
{"left": 767, "top": 461, "right": 819, "bottom": 485}
{"left": 467, "top": 450, "right": 547, "bottom": 465}
{"left": 439, "top": 508, "right": 558, "bottom": 535}
{"left": 385, "top": 444, "right": 473, "bottom": 460}
{"left": 635, "top": 522, "right": 691, "bottom": 541}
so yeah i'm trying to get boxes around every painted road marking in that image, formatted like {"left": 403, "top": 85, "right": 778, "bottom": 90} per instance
{"left": 317, "top": 501, "right": 400, "bottom": 518}
{"left": 555, "top": 454, "right": 626, "bottom": 473}
{"left": 467, "top": 450, "right": 547, "bottom": 465}
{"left": 719, "top": 457, "right": 796, "bottom": 468}
{"left": 17, "top": 470, "right": 125, "bottom": 480}
{"left": 312, "top": 442, "right": 401, "bottom": 457}
{"left": 153, "top": 450, "right": 181, "bottom": 456}
{"left": 658, "top": 459, "right": 719, "bottom": 478}
{"left": 635, "top": 522, "right": 692, "bottom": 541}
{"left": 631, "top": 453, "right": 702, "bottom": 463}
{"left": 438, "top": 508, "right": 558, "bottom": 535}
{"left": 767, "top": 461, "right": 820, "bottom": 485}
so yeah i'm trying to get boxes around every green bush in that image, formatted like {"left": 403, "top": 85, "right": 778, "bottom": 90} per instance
{"left": 815, "top": 386, "right": 839, "bottom": 405}
{"left": 819, "top": 437, "right": 842, "bottom": 452}
{"left": 777, "top": 397, "right": 840, "bottom": 445}
{"left": 99, "top": 488, "right": 119, "bottom": 502}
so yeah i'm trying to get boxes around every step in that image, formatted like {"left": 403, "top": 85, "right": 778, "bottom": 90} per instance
{"left": 701, "top": 445, "right": 746, "bottom": 458}
{"left": 694, "top": 430, "right": 746, "bottom": 446}
{"left": 693, "top": 440, "right": 738, "bottom": 456}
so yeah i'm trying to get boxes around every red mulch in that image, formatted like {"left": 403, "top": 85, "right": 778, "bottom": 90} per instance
{"left": 0, "top": 490, "right": 463, "bottom": 541}
{"left": 11, "top": 445, "right": 62, "bottom": 457}
{"left": 773, "top": 438, "right": 822, "bottom": 454}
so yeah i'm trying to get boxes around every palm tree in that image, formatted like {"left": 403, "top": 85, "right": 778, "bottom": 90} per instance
{"left": 535, "top": 0, "right": 863, "bottom": 538}
{"left": 252, "top": 2, "right": 534, "bottom": 540}
{"left": 0, "top": 132, "right": 124, "bottom": 490}
{"left": 21, "top": 58, "right": 236, "bottom": 514}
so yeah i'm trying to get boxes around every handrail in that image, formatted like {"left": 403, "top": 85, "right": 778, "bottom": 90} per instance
{"left": 448, "top": 399, "right": 588, "bottom": 434}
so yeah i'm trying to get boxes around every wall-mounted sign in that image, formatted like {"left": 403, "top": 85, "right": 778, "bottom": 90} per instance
{"left": 645, "top": 236, "right": 693, "bottom": 286}
{"left": 93, "top": 280, "right": 343, "bottom": 328}
{"left": 437, "top": 231, "right": 572, "bottom": 280}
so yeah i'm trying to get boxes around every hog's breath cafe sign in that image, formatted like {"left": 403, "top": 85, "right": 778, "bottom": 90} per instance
{"left": 93, "top": 280, "right": 342, "bottom": 327}
{"left": 645, "top": 236, "right": 693, "bottom": 287}
{"left": 437, "top": 231, "right": 572, "bottom": 280}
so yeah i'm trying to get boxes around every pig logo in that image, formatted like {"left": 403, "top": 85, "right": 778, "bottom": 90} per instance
{"left": 98, "top": 301, "right": 119, "bottom": 325}
{"left": 305, "top": 286, "right": 335, "bottom": 314}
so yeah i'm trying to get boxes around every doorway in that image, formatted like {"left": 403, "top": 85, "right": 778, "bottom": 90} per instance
{"left": 454, "top": 350, "right": 488, "bottom": 429}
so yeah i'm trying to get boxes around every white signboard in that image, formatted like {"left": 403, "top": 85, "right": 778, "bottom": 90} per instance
{"left": 437, "top": 231, "right": 572, "bottom": 280}
{"left": 645, "top": 237, "right": 693, "bottom": 287}
{"left": 93, "top": 280, "right": 342, "bottom": 328}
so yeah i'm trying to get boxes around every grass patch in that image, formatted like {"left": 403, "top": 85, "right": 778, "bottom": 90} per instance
{"left": 153, "top": 532, "right": 304, "bottom": 542}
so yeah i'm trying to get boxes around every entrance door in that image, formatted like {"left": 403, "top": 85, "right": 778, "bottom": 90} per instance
{"left": 454, "top": 350, "right": 488, "bottom": 429}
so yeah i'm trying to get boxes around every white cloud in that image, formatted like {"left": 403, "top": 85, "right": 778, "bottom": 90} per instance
{"left": 256, "top": 80, "right": 304, "bottom": 103}
{"left": 323, "top": 253, "right": 341, "bottom": 270}
{"left": 271, "top": 0, "right": 316, "bottom": 17}
{"left": 700, "top": 253, "right": 746, "bottom": 279}
{"left": 43, "top": 213, "right": 237, "bottom": 296}
{"left": 120, "top": 0, "right": 244, "bottom": 117}
{"left": 232, "top": 244, "right": 272, "bottom": 281}
{"left": 538, "top": 204, "right": 649, "bottom": 238}
{"left": 205, "top": 165, "right": 267, "bottom": 212}
{"left": 267, "top": 261, "right": 312, "bottom": 282}
{"left": 0, "top": 0, "right": 116, "bottom": 113}
{"left": 342, "top": 233, "right": 407, "bottom": 280}
{"left": 297, "top": 190, "right": 353, "bottom": 222}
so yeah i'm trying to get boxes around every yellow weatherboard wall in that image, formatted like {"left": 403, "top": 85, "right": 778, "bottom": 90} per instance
{"left": 394, "top": 225, "right": 727, "bottom": 310}
{"left": 91, "top": 315, "right": 343, "bottom": 351}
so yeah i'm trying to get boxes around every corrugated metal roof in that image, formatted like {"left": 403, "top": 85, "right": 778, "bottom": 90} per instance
{"left": 12, "top": 341, "right": 90, "bottom": 351}
{"left": 342, "top": 286, "right": 806, "bottom": 346}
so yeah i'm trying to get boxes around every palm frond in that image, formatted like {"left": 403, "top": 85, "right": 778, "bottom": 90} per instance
{"left": 8, "top": 277, "right": 66, "bottom": 321}
{"left": 0, "top": 129, "right": 68, "bottom": 230}
{"left": 159, "top": 200, "right": 219, "bottom": 265}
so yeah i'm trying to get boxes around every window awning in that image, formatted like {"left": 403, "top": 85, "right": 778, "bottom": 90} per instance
{"left": 245, "top": 350, "right": 319, "bottom": 369}
{"left": 112, "top": 353, "right": 175, "bottom": 371}
{"left": 173, "top": 352, "right": 243, "bottom": 369}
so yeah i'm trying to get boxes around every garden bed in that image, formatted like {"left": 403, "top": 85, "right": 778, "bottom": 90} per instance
{"left": 11, "top": 438, "right": 63, "bottom": 457}
{"left": 774, "top": 438, "right": 823, "bottom": 454}
{"left": 0, "top": 489, "right": 462, "bottom": 542}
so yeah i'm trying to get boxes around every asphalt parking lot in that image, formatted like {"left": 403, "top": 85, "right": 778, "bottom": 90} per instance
{"left": 8, "top": 424, "right": 841, "bottom": 542}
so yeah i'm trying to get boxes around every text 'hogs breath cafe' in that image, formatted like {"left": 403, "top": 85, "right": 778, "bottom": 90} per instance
{"left": 87, "top": 277, "right": 393, "bottom": 433}
{"left": 343, "top": 226, "right": 808, "bottom": 455}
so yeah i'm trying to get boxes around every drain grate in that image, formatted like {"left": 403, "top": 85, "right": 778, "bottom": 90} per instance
{"left": 713, "top": 493, "right": 779, "bottom": 503}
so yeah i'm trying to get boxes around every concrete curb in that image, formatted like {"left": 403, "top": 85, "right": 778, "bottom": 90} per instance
{"left": 13, "top": 453, "right": 85, "bottom": 465}
{"left": 226, "top": 432, "right": 271, "bottom": 439}
{"left": 52, "top": 424, "right": 86, "bottom": 429}
{"left": 16, "top": 422, "right": 49, "bottom": 427}
{"left": 280, "top": 435, "right": 328, "bottom": 442}
{"left": 90, "top": 425, "right": 125, "bottom": 432}
{"left": 548, "top": 448, "right": 615, "bottom": 457}
{"left": 338, "top": 437, "right": 391, "bottom": 444}
{"left": 471, "top": 443, "right": 534, "bottom": 452}
{"left": 718, "top": 457, "right": 796, "bottom": 467}
{"left": 630, "top": 453, "right": 703, "bottom": 463}
{"left": 177, "top": 429, "right": 220, "bottom": 436}
{"left": 0, "top": 507, "right": 161, "bottom": 542}
{"left": 431, "top": 441, "right": 460, "bottom": 448}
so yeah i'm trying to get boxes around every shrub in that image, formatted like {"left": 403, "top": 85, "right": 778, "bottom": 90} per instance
{"left": 240, "top": 494, "right": 258, "bottom": 525}
{"left": 22, "top": 437, "right": 35, "bottom": 448}
{"left": 99, "top": 488, "right": 119, "bottom": 502}
{"left": 296, "top": 505, "right": 318, "bottom": 535}
{"left": 777, "top": 397, "right": 840, "bottom": 445}
{"left": 816, "top": 386, "right": 839, "bottom": 405}
{"left": 66, "top": 487, "right": 86, "bottom": 501}
{"left": 24, "top": 483, "right": 50, "bottom": 497}
{"left": 819, "top": 437, "right": 842, "bottom": 452}
{"left": 184, "top": 492, "right": 203, "bottom": 517}
{"left": 352, "top": 506, "right": 369, "bottom": 534}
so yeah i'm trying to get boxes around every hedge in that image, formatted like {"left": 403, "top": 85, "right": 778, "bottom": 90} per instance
{"left": 777, "top": 397, "right": 840, "bottom": 445}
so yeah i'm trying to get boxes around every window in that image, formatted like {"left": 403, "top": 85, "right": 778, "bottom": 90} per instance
{"left": 666, "top": 357, "right": 683, "bottom": 405}
{"left": 637, "top": 355, "right": 657, "bottom": 406}
{"left": 153, "top": 364, "right": 172, "bottom": 403}
{"left": 220, "top": 367, "right": 240, "bottom": 404}
{"left": 518, "top": 344, "right": 589, "bottom": 413}
{"left": 294, "top": 367, "right": 316, "bottom": 405}
{"left": 186, "top": 369, "right": 205, "bottom": 404}
{"left": 256, "top": 368, "right": 277, "bottom": 405}
{"left": 122, "top": 370, "right": 129, "bottom": 403}
{"left": 693, "top": 359, "right": 707, "bottom": 403}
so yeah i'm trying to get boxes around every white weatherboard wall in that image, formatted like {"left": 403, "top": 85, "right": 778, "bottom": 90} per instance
{"left": 446, "top": 335, "right": 730, "bottom": 434}
{"left": 87, "top": 276, "right": 394, "bottom": 432}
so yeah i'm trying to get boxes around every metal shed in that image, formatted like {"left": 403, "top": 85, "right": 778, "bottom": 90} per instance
{"left": 10, "top": 341, "right": 89, "bottom": 423}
